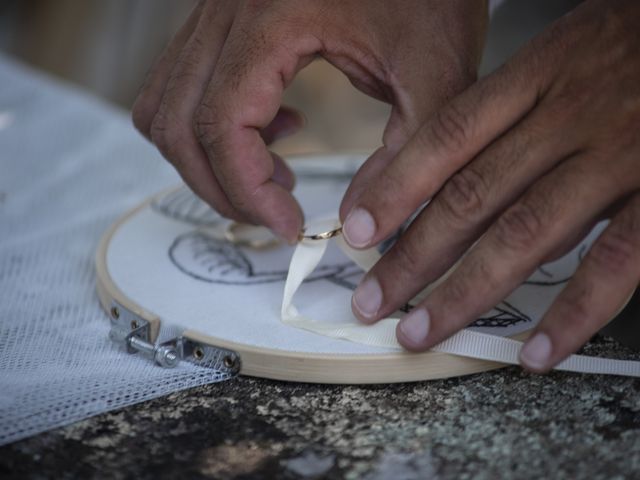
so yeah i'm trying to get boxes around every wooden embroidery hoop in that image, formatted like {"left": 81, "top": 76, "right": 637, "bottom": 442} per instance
{"left": 96, "top": 155, "right": 536, "bottom": 385}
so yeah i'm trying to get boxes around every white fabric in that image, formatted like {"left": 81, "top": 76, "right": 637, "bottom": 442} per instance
{"left": 107, "top": 177, "right": 584, "bottom": 356}
{"left": 0, "top": 55, "right": 231, "bottom": 446}
{"left": 105, "top": 168, "right": 608, "bottom": 357}
{"left": 282, "top": 226, "right": 640, "bottom": 378}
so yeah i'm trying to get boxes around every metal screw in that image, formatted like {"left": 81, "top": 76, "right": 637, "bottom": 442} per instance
{"left": 193, "top": 346, "right": 205, "bottom": 360}
{"left": 155, "top": 345, "right": 179, "bottom": 368}
{"left": 128, "top": 336, "right": 179, "bottom": 368}
{"left": 223, "top": 355, "right": 235, "bottom": 369}
{"left": 110, "top": 306, "right": 120, "bottom": 319}
{"left": 130, "top": 320, "right": 139, "bottom": 330}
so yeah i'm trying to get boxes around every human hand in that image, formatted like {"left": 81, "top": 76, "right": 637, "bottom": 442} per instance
{"left": 132, "top": 0, "right": 488, "bottom": 242}
{"left": 340, "top": 0, "right": 640, "bottom": 372}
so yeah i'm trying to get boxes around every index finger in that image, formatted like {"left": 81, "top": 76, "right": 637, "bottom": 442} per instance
{"left": 339, "top": 35, "right": 566, "bottom": 249}
{"left": 341, "top": 69, "right": 534, "bottom": 247}
{"left": 194, "top": 14, "right": 321, "bottom": 242}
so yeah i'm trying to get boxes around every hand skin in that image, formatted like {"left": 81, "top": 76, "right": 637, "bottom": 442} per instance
{"left": 341, "top": 0, "right": 640, "bottom": 373}
{"left": 132, "top": 0, "right": 488, "bottom": 243}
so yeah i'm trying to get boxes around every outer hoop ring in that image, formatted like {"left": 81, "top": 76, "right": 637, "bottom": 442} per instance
{"left": 97, "top": 152, "right": 541, "bottom": 384}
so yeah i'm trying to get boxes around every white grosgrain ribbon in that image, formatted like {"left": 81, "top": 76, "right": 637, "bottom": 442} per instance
{"left": 281, "top": 220, "right": 640, "bottom": 378}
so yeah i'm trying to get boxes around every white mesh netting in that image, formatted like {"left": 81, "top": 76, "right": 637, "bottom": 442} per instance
{"left": 0, "top": 55, "right": 232, "bottom": 446}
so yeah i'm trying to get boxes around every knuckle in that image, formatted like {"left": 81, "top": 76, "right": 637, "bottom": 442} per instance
{"left": 588, "top": 229, "right": 636, "bottom": 274}
{"left": 169, "top": 52, "right": 203, "bottom": 85}
{"left": 194, "top": 103, "right": 225, "bottom": 150}
{"left": 493, "top": 202, "right": 544, "bottom": 253}
{"left": 428, "top": 103, "right": 471, "bottom": 152}
{"left": 150, "top": 111, "right": 187, "bottom": 162}
{"left": 389, "top": 239, "right": 424, "bottom": 282}
{"left": 548, "top": 80, "right": 591, "bottom": 116}
{"left": 440, "top": 274, "right": 470, "bottom": 307}
{"left": 554, "top": 284, "right": 593, "bottom": 330}
{"left": 433, "top": 255, "right": 499, "bottom": 310}
{"left": 131, "top": 94, "right": 157, "bottom": 136}
{"left": 374, "top": 170, "right": 407, "bottom": 211}
{"left": 436, "top": 167, "right": 488, "bottom": 225}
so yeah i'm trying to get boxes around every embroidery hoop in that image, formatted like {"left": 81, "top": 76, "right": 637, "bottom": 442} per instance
{"left": 95, "top": 153, "right": 604, "bottom": 384}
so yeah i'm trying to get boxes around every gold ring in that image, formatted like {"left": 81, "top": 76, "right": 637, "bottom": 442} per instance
{"left": 298, "top": 226, "right": 343, "bottom": 241}
{"left": 224, "top": 222, "right": 280, "bottom": 250}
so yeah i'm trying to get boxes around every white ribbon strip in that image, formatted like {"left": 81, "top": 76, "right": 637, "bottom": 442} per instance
{"left": 281, "top": 228, "right": 640, "bottom": 378}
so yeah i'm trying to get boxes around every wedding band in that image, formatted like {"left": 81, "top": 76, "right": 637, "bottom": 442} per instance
{"left": 224, "top": 222, "right": 280, "bottom": 250}
{"left": 298, "top": 226, "right": 343, "bottom": 241}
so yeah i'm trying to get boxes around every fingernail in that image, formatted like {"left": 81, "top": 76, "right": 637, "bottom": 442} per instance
{"left": 270, "top": 222, "right": 298, "bottom": 245}
{"left": 271, "top": 124, "right": 301, "bottom": 142}
{"left": 399, "top": 308, "right": 430, "bottom": 344}
{"left": 343, "top": 208, "right": 376, "bottom": 247}
{"left": 352, "top": 277, "right": 382, "bottom": 319}
{"left": 520, "top": 332, "right": 552, "bottom": 370}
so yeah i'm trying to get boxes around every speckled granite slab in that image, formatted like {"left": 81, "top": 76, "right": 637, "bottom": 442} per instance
{"left": 1, "top": 336, "right": 638, "bottom": 479}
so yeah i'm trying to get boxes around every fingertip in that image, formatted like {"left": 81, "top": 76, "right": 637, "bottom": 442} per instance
{"left": 342, "top": 207, "right": 377, "bottom": 249}
{"left": 271, "top": 214, "right": 303, "bottom": 245}
{"left": 268, "top": 195, "right": 304, "bottom": 245}
{"left": 350, "top": 299, "right": 374, "bottom": 324}
{"left": 396, "top": 308, "right": 431, "bottom": 352}
{"left": 519, "top": 331, "right": 553, "bottom": 373}
{"left": 351, "top": 276, "right": 383, "bottom": 324}
{"left": 271, "top": 225, "right": 299, "bottom": 245}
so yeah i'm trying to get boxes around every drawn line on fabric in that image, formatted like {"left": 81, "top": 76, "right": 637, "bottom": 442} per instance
{"left": 168, "top": 231, "right": 362, "bottom": 286}
{"left": 156, "top": 187, "right": 595, "bottom": 330}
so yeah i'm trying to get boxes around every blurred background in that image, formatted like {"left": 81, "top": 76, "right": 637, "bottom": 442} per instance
{"left": 0, "top": 0, "right": 581, "bottom": 156}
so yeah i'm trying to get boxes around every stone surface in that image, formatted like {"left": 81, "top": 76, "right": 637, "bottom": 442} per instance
{"left": 1, "top": 335, "right": 639, "bottom": 479}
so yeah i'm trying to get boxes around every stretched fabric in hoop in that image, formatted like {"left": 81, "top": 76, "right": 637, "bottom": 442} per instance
{"left": 281, "top": 224, "right": 640, "bottom": 378}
